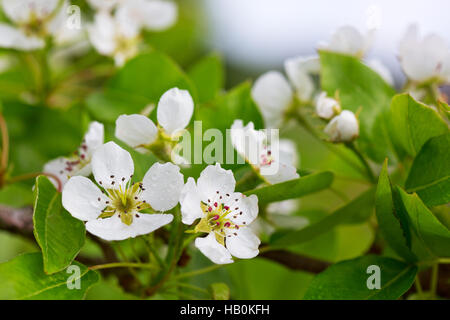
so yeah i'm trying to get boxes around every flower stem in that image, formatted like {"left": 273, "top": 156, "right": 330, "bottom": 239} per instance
{"left": 345, "top": 142, "right": 376, "bottom": 183}
{"left": 0, "top": 113, "right": 9, "bottom": 175}
{"left": 89, "top": 262, "right": 158, "bottom": 271}
{"left": 173, "top": 264, "right": 223, "bottom": 280}
{"left": 414, "top": 275, "right": 424, "bottom": 299}
{"left": 430, "top": 263, "right": 439, "bottom": 299}
{"left": 6, "top": 172, "right": 62, "bottom": 192}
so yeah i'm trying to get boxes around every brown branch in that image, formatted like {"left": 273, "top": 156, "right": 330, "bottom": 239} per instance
{"left": 259, "top": 249, "right": 331, "bottom": 274}
{"left": 0, "top": 205, "right": 34, "bottom": 239}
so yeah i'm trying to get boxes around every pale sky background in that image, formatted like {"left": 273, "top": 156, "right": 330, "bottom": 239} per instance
{"left": 200, "top": 0, "right": 450, "bottom": 85}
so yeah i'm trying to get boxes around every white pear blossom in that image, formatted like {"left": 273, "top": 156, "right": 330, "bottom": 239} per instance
{"left": 324, "top": 110, "right": 359, "bottom": 143}
{"left": 0, "top": 0, "right": 68, "bottom": 51}
{"left": 44, "top": 121, "right": 104, "bottom": 189}
{"left": 251, "top": 71, "right": 293, "bottom": 128}
{"left": 315, "top": 92, "right": 341, "bottom": 120}
{"left": 230, "top": 120, "right": 299, "bottom": 184}
{"left": 284, "top": 55, "right": 320, "bottom": 102}
{"left": 62, "top": 142, "right": 184, "bottom": 241}
{"left": 398, "top": 24, "right": 450, "bottom": 84}
{"left": 319, "top": 25, "right": 373, "bottom": 58}
{"left": 366, "top": 59, "right": 394, "bottom": 86}
{"left": 115, "top": 87, "right": 194, "bottom": 151}
{"left": 87, "top": 0, "right": 177, "bottom": 66}
{"left": 180, "top": 163, "right": 260, "bottom": 264}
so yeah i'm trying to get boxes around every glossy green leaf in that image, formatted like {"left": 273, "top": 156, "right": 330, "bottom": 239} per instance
{"left": 33, "top": 176, "right": 86, "bottom": 274}
{"left": 108, "top": 51, "right": 196, "bottom": 102}
{"left": 397, "top": 188, "right": 450, "bottom": 258}
{"left": 86, "top": 89, "right": 151, "bottom": 123}
{"left": 209, "top": 282, "right": 230, "bottom": 300}
{"left": 375, "top": 160, "right": 416, "bottom": 262}
{"left": 270, "top": 188, "right": 374, "bottom": 247}
{"left": 405, "top": 132, "right": 450, "bottom": 206}
{"left": 196, "top": 81, "right": 264, "bottom": 132}
{"left": 188, "top": 53, "right": 224, "bottom": 103}
{"left": 0, "top": 252, "right": 99, "bottom": 300}
{"left": 304, "top": 255, "right": 417, "bottom": 300}
{"left": 244, "top": 171, "right": 334, "bottom": 204}
{"left": 319, "top": 51, "right": 396, "bottom": 163}
{"left": 390, "top": 94, "right": 448, "bottom": 157}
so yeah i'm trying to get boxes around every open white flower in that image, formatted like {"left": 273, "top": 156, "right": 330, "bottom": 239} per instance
{"left": 62, "top": 142, "right": 184, "bottom": 241}
{"left": 324, "top": 110, "right": 359, "bottom": 143}
{"left": 315, "top": 92, "right": 341, "bottom": 120}
{"left": 115, "top": 87, "right": 194, "bottom": 151}
{"left": 180, "top": 163, "right": 260, "bottom": 264}
{"left": 230, "top": 120, "right": 299, "bottom": 184}
{"left": 87, "top": 0, "right": 177, "bottom": 66}
{"left": 398, "top": 24, "right": 450, "bottom": 84}
{"left": 44, "top": 122, "right": 104, "bottom": 189}
{"left": 319, "top": 25, "right": 373, "bottom": 58}
{"left": 0, "top": 0, "right": 67, "bottom": 50}
{"left": 284, "top": 55, "right": 320, "bottom": 102}
{"left": 251, "top": 71, "right": 293, "bottom": 128}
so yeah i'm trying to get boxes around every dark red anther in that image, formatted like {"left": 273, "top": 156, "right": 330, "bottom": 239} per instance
{"left": 208, "top": 207, "right": 212, "bottom": 212}
{"left": 213, "top": 215, "right": 219, "bottom": 220}
{"left": 214, "top": 202, "right": 218, "bottom": 207}
{"left": 224, "top": 222, "right": 231, "bottom": 227}
{"left": 224, "top": 206, "right": 230, "bottom": 210}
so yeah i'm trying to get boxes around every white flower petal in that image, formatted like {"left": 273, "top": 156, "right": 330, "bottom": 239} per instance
{"left": 91, "top": 142, "right": 134, "bottom": 189}
{"left": 315, "top": 92, "right": 341, "bottom": 120}
{"left": 226, "top": 194, "right": 258, "bottom": 226}
{"left": 262, "top": 161, "right": 299, "bottom": 184}
{"left": 140, "top": 0, "right": 177, "bottom": 31}
{"left": 115, "top": 0, "right": 143, "bottom": 38}
{"left": 141, "top": 162, "right": 184, "bottom": 212}
{"left": 86, "top": 213, "right": 173, "bottom": 241}
{"left": 84, "top": 121, "right": 105, "bottom": 157}
{"left": 230, "top": 120, "right": 266, "bottom": 165}
{"left": 251, "top": 71, "right": 293, "bottom": 128}
{"left": 2, "top": 0, "right": 59, "bottom": 23}
{"left": 62, "top": 176, "right": 107, "bottom": 221}
{"left": 284, "top": 55, "right": 319, "bottom": 101}
{"left": 267, "top": 199, "right": 299, "bottom": 215}
{"left": 157, "top": 88, "right": 194, "bottom": 136}
{"left": 321, "top": 25, "right": 370, "bottom": 57}
{"left": 88, "top": 12, "right": 116, "bottom": 55}
{"left": 197, "top": 164, "right": 236, "bottom": 202}
{"left": 325, "top": 110, "right": 359, "bottom": 142}
{"left": 0, "top": 23, "right": 44, "bottom": 50}
{"left": 115, "top": 114, "right": 158, "bottom": 150}
{"left": 279, "top": 139, "right": 299, "bottom": 167}
{"left": 180, "top": 177, "right": 204, "bottom": 225}
{"left": 226, "top": 227, "right": 260, "bottom": 260}
{"left": 43, "top": 157, "right": 71, "bottom": 187}
{"left": 195, "top": 233, "right": 233, "bottom": 264}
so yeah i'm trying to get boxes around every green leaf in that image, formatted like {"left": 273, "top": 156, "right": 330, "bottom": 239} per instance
{"left": 33, "top": 176, "right": 86, "bottom": 274}
{"left": 244, "top": 171, "right": 334, "bottom": 204}
{"left": 86, "top": 89, "right": 151, "bottom": 123}
{"left": 0, "top": 252, "right": 99, "bottom": 300}
{"left": 375, "top": 159, "right": 416, "bottom": 262}
{"left": 270, "top": 188, "right": 375, "bottom": 247}
{"left": 303, "top": 255, "right": 417, "bottom": 300}
{"left": 196, "top": 81, "right": 264, "bottom": 132}
{"left": 188, "top": 53, "right": 224, "bottom": 103}
{"left": 405, "top": 132, "right": 450, "bottom": 207}
{"left": 209, "top": 282, "right": 230, "bottom": 300}
{"left": 396, "top": 188, "right": 450, "bottom": 258}
{"left": 319, "top": 51, "right": 396, "bottom": 163}
{"left": 390, "top": 94, "right": 448, "bottom": 157}
{"left": 108, "top": 51, "right": 196, "bottom": 102}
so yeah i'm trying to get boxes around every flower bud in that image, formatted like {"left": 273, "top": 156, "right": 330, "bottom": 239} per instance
{"left": 324, "top": 110, "right": 359, "bottom": 142}
{"left": 315, "top": 92, "right": 341, "bottom": 120}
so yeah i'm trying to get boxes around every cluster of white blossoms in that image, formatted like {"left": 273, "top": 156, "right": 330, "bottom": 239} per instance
{"left": 315, "top": 92, "right": 359, "bottom": 143}
{"left": 0, "top": 0, "right": 70, "bottom": 50}
{"left": 51, "top": 86, "right": 298, "bottom": 264}
{"left": 115, "top": 87, "right": 193, "bottom": 162}
{"left": 86, "top": 0, "right": 177, "bottom": 66}
{"left": 251, "top": 25, "right": 394, "bottom": 129}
